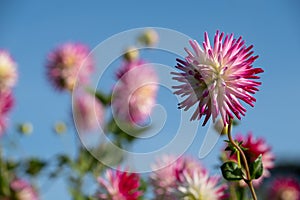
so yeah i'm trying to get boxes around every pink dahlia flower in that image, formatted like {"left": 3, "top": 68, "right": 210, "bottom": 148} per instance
{"left": 10, "top": 179, "right": 39, "bottom": 200}
{"left": 97, "top": 169, "right": 143, "bottom": 200}
{"left": 73, "top": 89, "right": 104, "bottom": 133}
{"left": 150, "top": 155, "right": 204, "bottom": 199}
{"left": 116, "top": 60, "right": 146, "bottom": 79}
{"left": 150, "top": 155, "right": 226, "bottom": 199}
{"left": 112, "top": 60, "right": 158, "bottom": 125}
{"left": 172, "top": 31, "right": 263, "bottom": 125}
{"left": 46, "top": 43, "right": 94, "bottom": 91}
{"left": 268, "top": 177, "right": 300, "bottom": 200}
{"left": 178, "top": 170, "right": 227, "bottom": 200}
{"left": 228, "top": 132, "right": 274, "bottom": 186}
{"left": 0, "top": 50, "right": 17, "bottom": 92}
{"left": 0, "top": 91, "right": 14, "bottom": 136}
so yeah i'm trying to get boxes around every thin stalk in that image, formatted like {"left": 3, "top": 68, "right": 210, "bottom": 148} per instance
{"left": 237, "top": 151, "right": 241, "bottom": 168}
{"left": 227, "top": 121, "right": 257, "bottom": 200}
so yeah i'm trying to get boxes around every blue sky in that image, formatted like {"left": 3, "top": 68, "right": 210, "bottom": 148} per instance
{"left": 1, "top": 0, "right": 300, "bottom": 199}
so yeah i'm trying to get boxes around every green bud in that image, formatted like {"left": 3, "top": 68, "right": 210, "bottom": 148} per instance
{"left": 17, "top": 122, "right": 33, "bottom": 135}
{"left": 54, "top": 121, "right": 67, "bottom": 134}
{"left": 214, "top": 119, "right": 228, "bottom": 135}
{"left": 138, "top": 29, "right": 159, "bottom": 46}
{"left": 123, "top": 46, "right": 139, "bottom": 61}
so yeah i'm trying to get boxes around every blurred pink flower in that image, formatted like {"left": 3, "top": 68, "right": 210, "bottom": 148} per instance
{"left": 0, "top": 50, "right": 17, "bottom": 92}
{"left": 150, "top": 155, "right": 226, "bottom": 199}
{"left": 73, "top": 90, "right": 104, "bottom": 133}
{"left": 229, "top": 132, "right": 275, "bottom": 186}
{"left": 268, "top": 177, "right": 300, "bottom": 200}
{"left": 172, "top": 31, "right": 263, "bottom": 126}
{"left": 97, "top": 169, "right": 143, "bottom": 200}
{"left": 10, "top": 179, "right": 39, "bottom": 200}
{"left": 112, "top": 60, "right": 158, "bottom": 125}
{"left": 150, "top": 155, "right": 204, "bottom": 199}
{"left": 46, "top": 43, "right": 94, "bottom": 91}
{"left": 116, "top": 60, "right": 145, "bottom": 79}
{"left": 0, "top": 91, "right": 14, "bottom": 136}
{"left": 178, "top": 170, "right": 227, "bottom": 200}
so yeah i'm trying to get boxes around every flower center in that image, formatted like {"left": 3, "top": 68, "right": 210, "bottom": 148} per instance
{"left": 278, "top": 188, "right": 299, "bottom": 200}
{"left": 0, "top": 65, "right": 13, "bottom": 78}
{"left": 64, "top": 55, "right": 76, "bottom": 67}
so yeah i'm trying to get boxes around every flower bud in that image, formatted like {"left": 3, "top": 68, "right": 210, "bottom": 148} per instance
{"left": 18, "top": 123, "right": 33, "bottom": 135}
{"left": 214, "top": 119, "right": 228, "bottom": 135}
{"left": 138, "top": 29, "right": 159, "bottom": 46}
{"left": 123, "top": 46, "right": 139, "bottom": 62}
{"left": 54, "top": 121, "right": 67, "bottom": 134}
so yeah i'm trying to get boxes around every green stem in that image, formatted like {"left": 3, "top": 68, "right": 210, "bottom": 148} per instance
{"left": 229, "top": 183, "right": 238, "bottom": 200}
{"left": 237, "top": 151, "right": 241, "bottom": 168}
{"left": 227, "top": 121, "right": 257, "bottom": 200}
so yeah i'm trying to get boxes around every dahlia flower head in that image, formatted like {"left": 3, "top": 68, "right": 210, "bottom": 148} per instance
{"left": 227, "top": 132, "right": 274, "bottom": 186}
{"left": 73, "top": 89, "right": 104, "bottom": 133}
{"left": 112, "top": 60, "right": 158, "bottom": 125}
{"left": 0, "top": 50, "right": 17, "bottom": 92}
{"left": 268, "top": 177, "right": 300, "bottom": 200}
{"left": 10, "top": 179, "right": 39, "bottom": 200}
{"left": 172, "top": 31, "right": 263, "bottom": 126}
{"left": 150, "top": 155, "right": 227, "bottom": 200}
{"left": 96, "top": 169, "right": 143, "bottom": 200}
{"left": 46, "top": 43, "right": 94, "bottom": 91}
{"left": 0, "top": 91, "right": 14, "bottom": 136}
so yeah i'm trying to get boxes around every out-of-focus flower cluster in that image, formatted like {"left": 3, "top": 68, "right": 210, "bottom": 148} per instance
{"left": 0, "top": 50, "right": 17, "bottom": 137}
{"left": 0, "top": 28, "right": 161, "bottom": 200}
{"left": 96, "top": 155, "right": 227, "bottom": 200}
{"left": 46, "top": 31, "right": 159, "bottom": 134}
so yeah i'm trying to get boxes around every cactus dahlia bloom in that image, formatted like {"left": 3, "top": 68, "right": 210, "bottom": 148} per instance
{"left": 10, "top": 179, "right": 39, "bottom": 200}
{"left": 0, "top": 50, "right": 17, "bottom": 92}
{"left": 97, "top": 169, "right": 143, "bottom": 200}
{"left": 268, "top": 177, "right": 300, "bottom": 200}
{"left": 46, "top": 43, "right": 94, "bottom": 91}
{"left": 229, "top": 133, "right": 275, "bottom": 186}
{"left": 73, "top": 90, "right": 104, "bottom": 133}
{"left": 0, "top": 91, "right": 14, "bottom": 136}
{"left": 112, "top": 60, "right": 158, "bottom": 125}
{"left": 150, "top": 155, "right": 226, "bottom": 199}
{"left": 172, "top": 31, "right": 263, "bottom": 126}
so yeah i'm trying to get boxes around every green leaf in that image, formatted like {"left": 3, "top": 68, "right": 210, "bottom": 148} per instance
{"left": 224, "top": 142, "right": 238, "bottom": 157}
{"left": 249, "top": 154, "right": 263, "bottom": 180}
{"left": 221, "top": 161, "right": 244, "bottom": 181}
{"left": 57, "top": 154, "right": 71, "bottom": 167}
{"left": 85, "top": 87, "right": 111, "bottom": 105}
{"left": 95, "top": 91, "right": 111, "bottom": 105}
{"left": 6, "top": 160, "right": 19, "bottom": 171}
{"left": 232, "top": 119, "right": 240, "bottom": 126}
{"left": 107, "top": 118, "right": 151, "bottom": 142}
{"left": 224, "top": 140, "right": 248, "bottom": 157}
{"left": 25, "top": 158, "right": 47, "bottom": 176}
